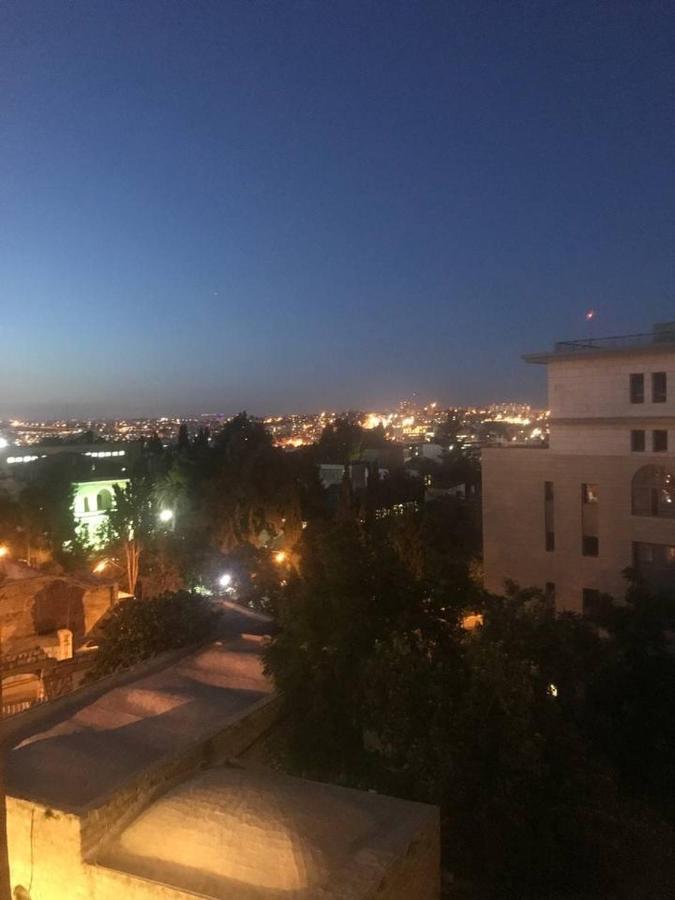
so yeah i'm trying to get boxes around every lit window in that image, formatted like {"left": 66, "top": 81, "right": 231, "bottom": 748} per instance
{"left": 582, "top": 483, "right": 598, "bottom": 504}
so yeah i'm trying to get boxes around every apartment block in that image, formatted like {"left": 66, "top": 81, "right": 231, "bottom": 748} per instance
{"left": 483, "top": 322, "right": 675, "bottom": 612}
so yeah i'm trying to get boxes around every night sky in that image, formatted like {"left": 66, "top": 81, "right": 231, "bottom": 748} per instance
{"left": 2, "top": 1, "right": 674, "bottom": 417}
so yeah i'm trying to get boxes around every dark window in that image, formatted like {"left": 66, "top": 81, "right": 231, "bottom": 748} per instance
{"left": 582, "top": 588, "right": 602, "bottom": 617}
{"left": 630, "top": 373, "right": 644, "bottom": 404}
{"left": 96, "top": 489, "right": 113, "bottom": 511}
{"left": 632, "top": 465, "right": 675, "bottom": 518}
{"left": 544, "top": 582, "right": 555, "bottom": 607}
{"left": 631, "top": 429, "right": 646, "bottom": 452}
{"left": 582, "top": 483, "right": 598, "bottom": 503}
{"left": 582, "top": 535, "right": 599, "bottom": 556}
{"left": 633, "top": 542, "right": 675, "bottom": 592}
{"left": 652, "top": 372, "right": 667, "bottom": 403}
{"left": 653, "top": 430, "right": 668, "bottom": 452}
{"left": 544, "top": 481, "right": 554, "bottom": 551}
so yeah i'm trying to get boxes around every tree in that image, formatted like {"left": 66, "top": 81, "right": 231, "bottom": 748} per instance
{"left": 104, "top": 477, "right": 154, "bottom": 595}
{"left": 88, "top": 591, "right": 220, "bottom": 679}
{"left": 264, "top": 526, "right": 675, "bottom": 898}
{"left": 177, "top": 423, "right": 190, "bottom": 452}
{"left": 316, "top": 415, "right": 366, "bottom": 464}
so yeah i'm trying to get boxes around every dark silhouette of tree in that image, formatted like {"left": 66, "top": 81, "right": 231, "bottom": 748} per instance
{"left": 177, "top": 423, "right": 190, "bottom": 452}
{"left": 103, "top": 477, "right": 155, "bottom": 594}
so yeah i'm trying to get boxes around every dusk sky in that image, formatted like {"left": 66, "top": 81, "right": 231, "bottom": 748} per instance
{"left": 2, "top": 1, "right": 674, "bottom": 417}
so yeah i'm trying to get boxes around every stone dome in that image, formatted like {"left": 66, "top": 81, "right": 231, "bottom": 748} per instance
{"left": 101, "top": 765, "right": 378, "bottom": 897}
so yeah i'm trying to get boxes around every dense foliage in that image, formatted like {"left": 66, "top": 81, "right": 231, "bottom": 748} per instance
{"left": 87, "top": 591, "right": 220, "bottom": 679}
{"left": 265, "top": 520, "right": 675, "bottom": 899}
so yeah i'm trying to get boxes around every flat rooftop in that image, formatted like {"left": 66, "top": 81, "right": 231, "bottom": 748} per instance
{"left": 6, "top": 630, "right": 273, "bottom": 811}
{"left": 524, "top": 322, "right": 675, "bottom": 364}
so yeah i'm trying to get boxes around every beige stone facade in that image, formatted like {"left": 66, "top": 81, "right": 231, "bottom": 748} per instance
{"left": 483, "top": 325, "right": 675, "bottom": 612}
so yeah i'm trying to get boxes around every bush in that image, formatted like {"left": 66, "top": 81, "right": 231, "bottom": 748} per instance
{"left": 88, "top": 590, "right": 220, "bottom": 679}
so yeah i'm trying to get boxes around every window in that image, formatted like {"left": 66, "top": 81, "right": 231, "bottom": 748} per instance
{"left": 582, "top": 535, "right": 599, "bottom": 556}
{"left": 544, "top": 582, "right": 555, "bottom": 607}
{"left": 631, "top": 430, "right": 646, "bottom": 452}
{"left": 96, "top": 489, "right": 113, "bottom": 511}
{"left": 83, "top": 497, "right": 90, "bottom": 513}
{"left": 630, "top": 373, "right": 644, "bottom": 404}
{"left": 652, "top": 372, "right": 667, "bottom": 403}
{"left": 633, "top": 542, "right": 675, "bottom": 591}
{"left": 653, "top": 430, "right": 668, "bottom": 452}
{"left": 631, "top": 465, "right": 675, "bottom": 518}
{"left": 582, "top": 483, "right": 598, "bottom": 504}
{"left": 544, "top": 481, "right": 554, "bottom": 552}
{"left": 582, "top": 588, "right": 602, "bottom": 618}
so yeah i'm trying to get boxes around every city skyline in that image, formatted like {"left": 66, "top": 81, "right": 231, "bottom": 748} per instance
{"left": 2, "top": 2, "right": 674, "bottom": 415}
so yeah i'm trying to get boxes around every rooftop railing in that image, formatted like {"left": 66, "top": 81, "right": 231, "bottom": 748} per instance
{"left": 554, "top": 330, "right": 675, "bottom": 353}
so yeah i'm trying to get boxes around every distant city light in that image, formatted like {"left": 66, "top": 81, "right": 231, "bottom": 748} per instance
{"left": 158, "top": 509, "right": 174, "bottom": 523}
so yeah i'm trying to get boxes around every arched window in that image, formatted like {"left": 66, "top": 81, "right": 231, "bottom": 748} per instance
{"left": 96, "top": 489, "right": 113, "bottom": 511}
{"left": 631, "top": 465, "right": 675, "bottom": 518}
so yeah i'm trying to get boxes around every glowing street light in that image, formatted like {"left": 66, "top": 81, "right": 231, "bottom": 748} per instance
{"left": 273, "top": 551, "right": 287, "bottom": 565}
{"left": 0, "top": 545, "right": 9, "bottom": 559}
{"left": 158, "top": 509, "right": 174, "bottom": 523}
{"left": 218, "top": 572, "right": 233, "bottom": 589}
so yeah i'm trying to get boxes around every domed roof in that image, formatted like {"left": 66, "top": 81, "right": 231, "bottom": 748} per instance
{"left": 100, "top": 765, "right": 378, "bottom": 897}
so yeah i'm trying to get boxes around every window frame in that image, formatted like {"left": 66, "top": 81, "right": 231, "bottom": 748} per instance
{"left": 631, "top": 429, "right": 646, "bottom": 452}
{"left": 630, "top": 373, "right": 645, "bottom": 404}
{"left": 652, "top": 372, "right": 667, "bottom": 404}
{"left": 653, "top": 430, "right": 668, "bottom": 453}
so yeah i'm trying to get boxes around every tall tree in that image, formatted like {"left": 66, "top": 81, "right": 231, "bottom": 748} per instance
{"left": 104, "top": 477, "right": 154, "bottom": 595}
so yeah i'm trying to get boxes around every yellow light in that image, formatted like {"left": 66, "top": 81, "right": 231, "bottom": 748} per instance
{"left": 274, "top": 551, "right": 287, "bottom": 564}
{"left": 0, "top": 545, "right": 9, "bottom": 558}
{"left": 93, "top": 559, "right": 108, "bottom": 574}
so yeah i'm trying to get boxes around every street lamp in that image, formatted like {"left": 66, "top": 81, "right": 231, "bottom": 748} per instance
{"left": 273, "top": 551, "right": 287, "bottom": 565}
{"left": 158, "top": 509, "right": 174, "bottom": 524}
{"left": 218, "top": 572, "right": 233, "bottom": 589}
{"left": 0, "top": 547, "right": 8, "bottom": 559}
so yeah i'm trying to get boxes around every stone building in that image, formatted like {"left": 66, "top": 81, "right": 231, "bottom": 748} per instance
{"left": 1, "top": 558, "right": 118, "bottom": 714}
{"left": 3, "top": 627, "right": 440, "bottom": 899}
{"left": 483, "top": 322, "right": 675, "bottom": 612}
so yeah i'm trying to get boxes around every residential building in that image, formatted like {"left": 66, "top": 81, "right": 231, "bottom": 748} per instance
{"left": 483, "top": 322, "right": 675, "bottom": 612}
{"left": 73, "top": 476, "right": 130, "bottom": 545}
{"left": 0, "top": 557, "right": 119, "bottom": 715}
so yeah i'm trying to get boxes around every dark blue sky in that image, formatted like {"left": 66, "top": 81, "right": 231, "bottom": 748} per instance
{"left": 2, "top": 1, "right": 674, "bottom": 417}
